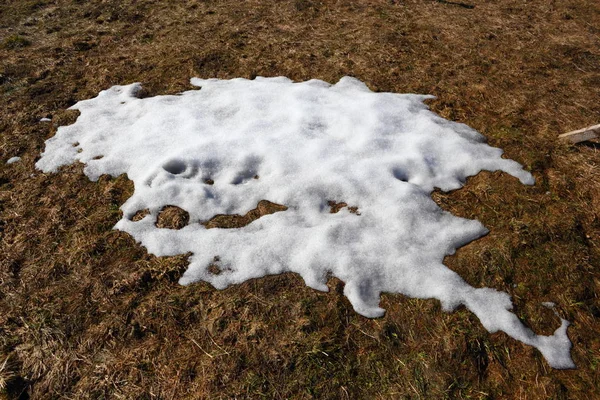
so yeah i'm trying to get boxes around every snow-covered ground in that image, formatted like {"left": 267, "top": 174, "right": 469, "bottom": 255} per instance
{"left": 36, "top": 76, "right": 574, "bottom": 369}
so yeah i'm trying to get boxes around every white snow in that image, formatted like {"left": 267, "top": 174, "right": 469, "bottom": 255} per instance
{"left": 6, "top": 156, "right": 21, "bottom": 164}
{"left": 36, "top": 76, "right": 574, "bottom": 369}
{"left": 40, "top": 117, "right": 52, "bottom": 122}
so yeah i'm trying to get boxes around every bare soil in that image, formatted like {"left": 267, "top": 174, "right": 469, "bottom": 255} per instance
{"left": 1, "top": 0, "right": 599, "bottom": 398}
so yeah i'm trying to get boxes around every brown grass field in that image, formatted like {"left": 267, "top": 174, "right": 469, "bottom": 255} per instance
{"left": 1, "top": 0, "right": 599, "bottom": 398}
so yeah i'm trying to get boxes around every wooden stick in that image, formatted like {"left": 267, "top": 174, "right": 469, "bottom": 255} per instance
{"left": 558, "top": 123, "right": 600, "bottom": 144}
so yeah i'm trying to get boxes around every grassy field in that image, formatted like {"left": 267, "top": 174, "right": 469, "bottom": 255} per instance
{"left": 1, "top": 0, "right": 599, "bottom": 398}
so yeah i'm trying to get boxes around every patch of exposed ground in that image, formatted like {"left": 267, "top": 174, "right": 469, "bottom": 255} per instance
{"left": 156, "top": 206, "right": 189, "bottom": 230}
{"left": 203, "top": 200, "right": 288, "bottom": 230}
{"left": 328, "top": 200, "right": 360, "bottom": 215}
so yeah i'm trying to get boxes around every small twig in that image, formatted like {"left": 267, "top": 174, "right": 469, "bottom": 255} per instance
{"left": 249, "top": 293, "right": 271, "bottom": 307}
{"left": 435, "top": 0, "right": 475, "bottom": 9}
{"left": 559, "top": 123, "right": 600, "bottom": 144}
{"left": 188, "top": 337, "right": 214, "bottom": 358}
{"left": 353, "top": 324, "right": 379, "bottom": 341}
{"left": 0, "top": 356, "right": 10, "bottom": 390}
{"left": 206, "top": 331, "right": 231, "bottom": 356}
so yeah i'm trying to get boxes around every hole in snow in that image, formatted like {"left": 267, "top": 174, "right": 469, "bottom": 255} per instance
{"left": 156, "top": 205, "right": 189, "bottom": 229}
{"left": 231, "top": 156, "right": 262, "bottom": 185}
{"left": 163, "top": 159, "right": 186, "bottom": 175}
{"left": 392, "top": 168, "right": 409, "bottom": 182}
{"left": 203, "top": 200, "right": 287, "bottom": 229}
{"left": 231, "top": 171, "right": 258, "bottom": 185}
{"left": 72, "top": 142, "right": 79, "bottom": 147}
{"left": 93, "top": 155, "right": 104, "bottom": 160}
{"left": 204, "top": 178, "right": 214, "bottom": 185}
{"left": 131, "top": 209, "right": 150, "bottom": 221}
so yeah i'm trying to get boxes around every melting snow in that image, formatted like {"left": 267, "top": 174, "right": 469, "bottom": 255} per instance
{"left": 36, "top": 76, "right": 574, "bottom": 368}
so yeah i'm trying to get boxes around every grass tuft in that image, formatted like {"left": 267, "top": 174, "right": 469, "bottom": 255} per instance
{"left": 1, "top": 35, "right": 30, "bottom": 49}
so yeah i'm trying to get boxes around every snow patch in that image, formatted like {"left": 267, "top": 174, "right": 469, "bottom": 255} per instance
{"left": 35, "top": 76, "right": 574, "bottom": 369}
{"left": 6, "top": 156, "right": 21, "bottom": 164}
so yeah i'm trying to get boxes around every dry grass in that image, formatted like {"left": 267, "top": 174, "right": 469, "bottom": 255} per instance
{"left": 1, "top": 0, "right": 599, "bottom": 398}
{"left": 203, "top": 200, "right": 288, "bottom": 230}
{"left": 156, "top": 206, "right": 190, "bottom": 230}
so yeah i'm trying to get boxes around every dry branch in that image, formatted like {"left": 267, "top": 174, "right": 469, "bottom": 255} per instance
{"left": 559, "top": 124, "right": 600, "bottom": 144}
